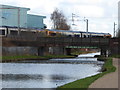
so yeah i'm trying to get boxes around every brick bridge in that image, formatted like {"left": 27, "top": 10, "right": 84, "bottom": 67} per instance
{"left": 2, "top": 36, "right": 120, "bottom": 56}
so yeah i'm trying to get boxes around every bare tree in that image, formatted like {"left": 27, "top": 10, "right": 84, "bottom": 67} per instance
{"left": 50, "top": 8, "right": 70, "bottom": 30}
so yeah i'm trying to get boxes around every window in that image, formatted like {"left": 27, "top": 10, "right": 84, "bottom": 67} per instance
{"left": 0, "top": 29, "right": 6, "bottom": 35}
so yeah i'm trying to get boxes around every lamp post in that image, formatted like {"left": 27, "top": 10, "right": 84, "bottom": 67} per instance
{"left": 72, "top": 13, "right": 76, "bottom": 25}
{"left": 114, "top": 22, "right": 117, "bottom": 37}
{"left": 84, "top": 17, "right": 88, "bottom": 37}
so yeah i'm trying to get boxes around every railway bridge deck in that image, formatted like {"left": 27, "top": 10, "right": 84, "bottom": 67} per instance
{"left": 1, "top": 36, "right": 120, "bottom": 56}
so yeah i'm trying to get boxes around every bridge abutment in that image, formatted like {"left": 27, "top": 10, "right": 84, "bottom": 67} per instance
{"left": 100, "top": 47, "right": 110, "bottom": 57}
{"left": 109, "top": 38, "right": 120, "bottom": 55}
{"left": 66, "top": 48, "right": 71, "bottom": 55}
{"left": 38, "top": 47, "right": 45, "bottom": 56}
{"left": 48, "top": 46, "right": 66, "bottom": 55}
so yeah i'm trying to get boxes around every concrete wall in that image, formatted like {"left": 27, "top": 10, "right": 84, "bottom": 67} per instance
{"left": 49, "top": 46, "right": 66, "bottom": 55}
{"left": 2, "top": 47, "right": 38, "bottom": 56}
{"left": 27, "top": 14, "right": 46, "bottom": 29}
{"left": 109, "top": 38, "right": 120, "bottom": 55}
{"left": 0, "top": 4, "right": 30, "bottom": 28}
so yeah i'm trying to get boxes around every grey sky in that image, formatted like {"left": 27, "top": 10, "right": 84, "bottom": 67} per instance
{"left": 0, "top": 0, "right": 119, "bottom": 36}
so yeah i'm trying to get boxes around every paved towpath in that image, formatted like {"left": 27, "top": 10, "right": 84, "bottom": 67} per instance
{"left": 89, "top": 58, "right": 119, "bottom": 89}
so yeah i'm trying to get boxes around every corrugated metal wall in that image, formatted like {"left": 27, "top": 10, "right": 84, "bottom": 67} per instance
{"left": 0, "top": 5, "right": 30, "bottom": 28}
{"left": 0, "top": 4, "right": 46, "bottom": 29}
{"left": 27, "top": 14, "right": 46, "bottom": 29}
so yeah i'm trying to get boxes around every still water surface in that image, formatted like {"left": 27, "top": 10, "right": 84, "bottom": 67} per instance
{"left": 1, "top": 52, "right": 103, "bottom": 88}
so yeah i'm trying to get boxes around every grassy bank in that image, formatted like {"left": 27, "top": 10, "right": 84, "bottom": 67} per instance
{"left": 57, "top": 57, "right": 116, "bottom": 89}
{"left": 1, "top": 55, "right": 75, "bottom": 62}
{"left": 71, "top": 51, "right": 97, "bottom": 56}
{"left": 1, "top": 51, "right": 96, "bottom": 62}
{"left": 111, "top": 55, "right": 120, "bottom": 58}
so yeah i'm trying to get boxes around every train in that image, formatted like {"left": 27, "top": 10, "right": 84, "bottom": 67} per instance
{"left": 0, "top": 26, "right": 112, "bottom": 38}
{"left": 45, "top": 29, "right": 111, "bottom": 38}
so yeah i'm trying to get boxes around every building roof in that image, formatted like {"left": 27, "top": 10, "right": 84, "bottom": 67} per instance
{"left": 27, "top": 14, "right": 46, "bottom": 18}
{"left": 0, "top": 4, "right": 30, "bottom": 10}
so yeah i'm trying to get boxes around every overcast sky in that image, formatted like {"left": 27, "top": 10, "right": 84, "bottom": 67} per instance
{"left": 0, "top": 0, "right": 120, "bottom": 35}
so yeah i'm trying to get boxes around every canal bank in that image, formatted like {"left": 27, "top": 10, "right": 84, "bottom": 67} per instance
{"left": 1, "top": 55, "right": 76, "bottom": 63}
{"left": 89, "top": 58, "right": 119, "bottom": 88}
{"left": 1, "top": 51, "right": 97, "bottom": 63}
{"left": 58, "top": 57, "right": 116, "bottom": 89}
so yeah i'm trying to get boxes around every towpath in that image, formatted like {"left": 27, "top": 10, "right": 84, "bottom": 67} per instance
{"left": 89, "top": 58, "right": 119, "bottom": 89}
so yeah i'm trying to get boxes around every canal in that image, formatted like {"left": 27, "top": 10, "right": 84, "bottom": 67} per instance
{"left": 1, "top": 52, "right": 104, "bottom": 88}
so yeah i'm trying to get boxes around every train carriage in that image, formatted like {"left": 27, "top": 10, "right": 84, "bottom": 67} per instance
{"left": 0, "top": 27, "right": 7, "bottom": 36}
{"left": 0, "top": 26, "right": 112, "bottom": 38}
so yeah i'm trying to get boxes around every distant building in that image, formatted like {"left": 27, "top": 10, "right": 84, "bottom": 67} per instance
{"left": 0, "top": 4, "right": 30, "bottom": 28}
{"left": 27, "top": 14, "right": 46, "bottom": 29}
{"left": 0, "top": 4, "right": 46, "bottom": 29}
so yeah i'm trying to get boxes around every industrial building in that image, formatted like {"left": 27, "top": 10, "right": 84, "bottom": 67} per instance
{"left": 0, "top": 4, "right": 46, "bottom": 29}
{"left": 27, "top": 14, "right": 46, "bottom": 29}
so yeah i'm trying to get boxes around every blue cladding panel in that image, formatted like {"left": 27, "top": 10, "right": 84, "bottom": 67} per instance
{"left": 27, "top": 14, "right": 46, "bottom": 29}
{"left": 0, "top": 4, "right": 30, "bottom": 28}
{"left": 0, "top": 5, "right": 46, "bottom": 29}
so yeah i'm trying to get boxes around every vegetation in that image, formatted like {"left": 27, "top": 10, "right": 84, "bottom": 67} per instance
{"left": 2, "top": 55, "right": 44, "bottom": 60}
{"left": 42, "top": 55, "right": 75, "bottom": 58}
{"left": 96, "top": 55, "right": 107, "bottom": 61}
{"left": 71, "top": 50, "right": 97, "bottom": 56}
{"left": 51, "top": 8, "right": 71, "bottom": 30}
{"left": 1, "top": 50, "right": 100, "bottom": 62}
{"left": 1, "top": 55, "right": 75, "bottom": 62}
{"left": 111, "top": 55, "right": 120, "bottom": 58}
{"left": 57, "top": 57, "right": 116, "bottom": 89}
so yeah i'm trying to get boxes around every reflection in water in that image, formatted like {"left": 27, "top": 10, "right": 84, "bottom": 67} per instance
{"left": 2, "top": 74, "right": 71, "bottom": 81}
{"left": 1, "top": 52, "right": 103, "bottom": 88}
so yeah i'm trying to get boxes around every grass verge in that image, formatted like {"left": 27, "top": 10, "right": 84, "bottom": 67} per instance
{"left": 71, "top": 51, "right": 97, "bottom": 56}
{"left": 1, "top": 55, "right": 75, "bottom": 62}
{"left": 57, "top": 57, "right": 116, "bottom": 89}
{"left": 111, "top": 55, "right": 120, "bottom": 58}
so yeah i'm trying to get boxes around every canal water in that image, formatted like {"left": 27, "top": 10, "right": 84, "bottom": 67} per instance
{"left": 0, "top": 52, "right": 103, "bottom": 88}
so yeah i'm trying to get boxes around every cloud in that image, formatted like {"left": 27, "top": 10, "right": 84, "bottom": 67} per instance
{"left": 0, "top": 0, "right": 119, "bottom": 35}
{"left": 79, "top": 0, "right": 103, "bottom": 4}
{"left": 89, "top": 24, "right": 97, "bottom": 31}
{"left": 60, "top": 0, "right": 103, "bottom": 5}
{"left": 74, "top": 5, "right": 104, "bottom": 17}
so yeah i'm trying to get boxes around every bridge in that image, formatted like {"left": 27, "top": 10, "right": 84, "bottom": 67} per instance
{"left": 2, "top": 36, "right": 109, "bottom": 47}
{"left": 1, "top": 35, "right": 120, "bottom": 56}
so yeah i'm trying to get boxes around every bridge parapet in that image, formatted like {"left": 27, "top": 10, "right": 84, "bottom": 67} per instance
{"left": 2, "top": 36, "right": 110, "bottom": 47}
{"left": 2, "top": 36, "right": 120, "bottom": 56}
